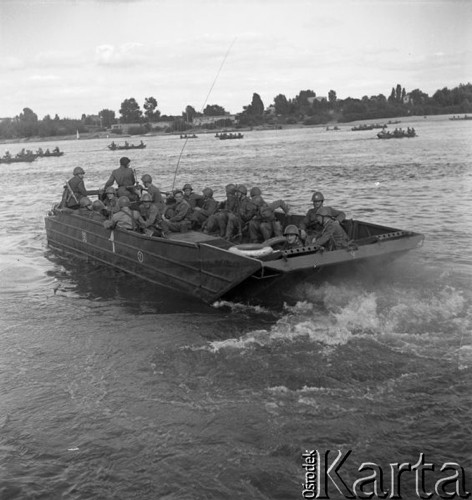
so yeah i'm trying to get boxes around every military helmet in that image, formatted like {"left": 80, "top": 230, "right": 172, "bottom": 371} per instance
{"left": 182, "top": 183, "right": 193, "bottom": 191}
{"left": 141, "top": 193, "right": 152, "bottom": 202}
{"left": 118, "top": 196, "right": 130, "bottom": 208}
{"left": 120, "top": 156, "right": 131, "bottom": 166}
{"left": 251, "top": 195, "right": 265, "bottom": 207}
{"left": 73, "top": 166, "right": 85, "bottom": 176}
{"left": 284, "top": 224, "right": 300, "bottom": 236}
{"left": 141, "top": 174, "right": 152, "bottom": 183}
{"left": 105, "top": 186, "right": 116, "bottom": 195}
{"left": 202, "top": 187, "right": 213, "bottom": 197}
{"left": 225, "top": 183, "right": 236, "bottom": 195}
{"left": 311, "top": 191, "right": 324, "bottom": 202}
{"left": 92, "top": 200, "right": 105, "bottom": 211}
{"left": 250, "top": 187, "right": 262, "bottom": 197}
{"left": 236, "top": 184, "right": 247, "bottom": 195}
{"left": 79, "top": 196, "right": 92, "bottom": 208}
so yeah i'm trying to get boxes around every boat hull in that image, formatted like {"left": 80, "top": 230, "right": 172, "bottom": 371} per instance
{"left": 45, "top": 213, "right": 262, "bottom": 302}
{"left": 45, "top": 212, "right": 424, "bottom": 303}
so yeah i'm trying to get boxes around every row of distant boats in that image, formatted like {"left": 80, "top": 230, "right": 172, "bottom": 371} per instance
{"left": 0, "top": 147, "right": 64, "bottom": 164}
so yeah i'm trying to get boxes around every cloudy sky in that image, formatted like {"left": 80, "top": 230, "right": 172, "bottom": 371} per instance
{"left": 0, "top": 0, "right": 470, "bottom": 119}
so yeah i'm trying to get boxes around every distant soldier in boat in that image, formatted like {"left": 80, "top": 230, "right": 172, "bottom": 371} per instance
{"left": 189, "top": 187, "right": 218, "bottom": 229}
{"left": 103, "top": 196, "right": 140, "bottom": 230}
{"left": 300, "top": 191, "right": 345, "bottom": 241}
{"left": 104, "top": 156, "right": 139, "bottom": 201}
{"left": 62, "top": 166, "right": 87, "bottom": 209}
{"left": 161, "top": 190, "right": 192, "bottom": 233}
{"left": 311, "top": 207, "right": 350, "bottom": 250}
{"left": 140, "top": 174, "right": 165, "bottom": 212}
{"left": 53, "top": 146, "right": 60, "bottom": 153}
{"left": 103, "top": 186, "right": 120, "bottom": 215}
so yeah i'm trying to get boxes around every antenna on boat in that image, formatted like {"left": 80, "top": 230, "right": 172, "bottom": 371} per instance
{"left": 171, "top": 37, "right": 237, "bottom": 190}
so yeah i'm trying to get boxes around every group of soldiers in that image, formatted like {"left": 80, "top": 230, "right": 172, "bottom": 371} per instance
{"left": 61, "top": 156, "right": 351, "bottom": 250}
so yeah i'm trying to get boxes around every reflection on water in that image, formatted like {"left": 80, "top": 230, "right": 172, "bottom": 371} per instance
{"left": 44, "top": 250, "right": 215, "bottom": 315}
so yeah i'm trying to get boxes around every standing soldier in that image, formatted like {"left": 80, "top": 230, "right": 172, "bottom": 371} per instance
{"left": 104, "top": 157, "right": 138, "bottom": 201}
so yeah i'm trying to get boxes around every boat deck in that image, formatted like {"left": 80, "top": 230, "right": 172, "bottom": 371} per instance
{"left": 166, "top": 231, "right": 233, "bottom": 249}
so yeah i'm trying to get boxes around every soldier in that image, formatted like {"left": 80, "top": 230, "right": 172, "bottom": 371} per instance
{"left": 190, "top": 187, "right": 218, "bottom": 229}
{"left": 90, "top": 200, "right": 107, "bottom": 221}
{"left": 137, "top": 193, "right": 163, "bottom": 235}
{"left": 182, "top": 183, "right": 204, "bottom": 210}
{"left": 248, "top": 187, "right": 290, "bottom": 242}
{"left": 161, "top": 190, "right": 192, "bottom": 233}
{"left": 104, "top": 157, "right": 138, "bottom": 201}
{"left": 141, "top": 174, "right": 165, "bottom": 212}
{"left": 281, "top": 225, "right": 304, "bottom": 249}
{"left": 76, "top": 196, "right": 93, "bottom": 216}
{"left": 103, "top": 196, "right": 140, "bottom": 230}
{"left": 312, "top": 207, "right": 350, "bottom": 250}
{"left": 103, "top": 186, "right": 120, "bottom": 215}
{"left": 203, "top": 183, "right": 237, "bottom": 237}
{"left": 300, "top": 191, "right": 345, "bottom": 241}
{"left": 224, "top": 184, "right": 258, "bottom": 241}
{"left": 63, "top": 166, "right": 87, "bottom": 208}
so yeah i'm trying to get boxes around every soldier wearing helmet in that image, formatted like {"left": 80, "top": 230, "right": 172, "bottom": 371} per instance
{"left": 300, "top": 190, "right": 346, "bottom": 241}
{"left": 140, "top": 173, "right": 164, "bottom": 211}
{"left": 221, "top": 184, "right": 258, "bottom": 241}
{"left": 203, "top": 183, "right": 238, "bottom": 237}
{"left": 282, "top": 224, "right": 304, "bottom": 249}
{"left": 311, "top": 207, "right": 350, "bottom": 250}
{"left": 136, "top": 192, "right": 163, "bottom": 235}
{"left": 103, "top": 186, "right": 120, "bottom": 215}
{"left": 248, "top": 188, "right": 290, "bottom": 243}
{"left": 104, "top": 156, "right": 138, "bottom": 201}
{"left": 182, "top": 183, "right": 204, "bottom": 210}
{"left": 103, "top": 196, "right": 140, "bottom": 231}
{"left": 190, "top": 187, "right": 218, "bottom": 230}
{"left": 63, "top": 166, "right": 87, "bottom": 208}
{"left": 90, "top": 200, "right": 107, "bottom": 222}
{"left": 161, "top": 190, "right": 192, "bottom": 233}
{"left": 77, "top": 196, "right": 93, "bottom": 216}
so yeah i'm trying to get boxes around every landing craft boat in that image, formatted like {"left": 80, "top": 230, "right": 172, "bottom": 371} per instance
{"left": 107, "top": 142, "right": 146, "bottom": 151}
{"left": 377, "top": 128, "right": 416, "bottom": 139}
{"left": 45, "top": 207, "right": 424, "bottom": 303}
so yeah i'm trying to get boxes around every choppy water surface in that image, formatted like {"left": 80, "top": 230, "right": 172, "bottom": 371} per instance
{"left": 0, "top": 116, "right": 471, "bottom": 499}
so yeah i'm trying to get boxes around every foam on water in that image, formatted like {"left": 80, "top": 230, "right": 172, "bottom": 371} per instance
{"left": 208, "top": 281, "right": 471, "bottom": 369}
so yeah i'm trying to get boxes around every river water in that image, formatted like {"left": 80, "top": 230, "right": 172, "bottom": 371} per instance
{"left": 0, "top": 116, "right": 471, "bottom": 499}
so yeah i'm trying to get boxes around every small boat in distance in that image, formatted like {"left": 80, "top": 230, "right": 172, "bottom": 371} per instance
{"left": 107, "top": 141, "right": 146, "bottom": 150}
{"left": 0, "top": 148, "right": 38, "bottom": 164}
{"left": 377, "top": 127, "right": 417, "bottom": 139}
{"left": 180, "top": 134, "right": 198, "bottom": 139}
{"left": 449, "top": 114, "right": 472, "bottom": 121}
{"left": 215, "top": 132, "right": 244, "bottom": 140}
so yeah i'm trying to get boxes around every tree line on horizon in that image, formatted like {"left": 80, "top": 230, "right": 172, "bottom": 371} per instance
{"left": 1, "top": 82, "right": 471, "bottom": 139}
